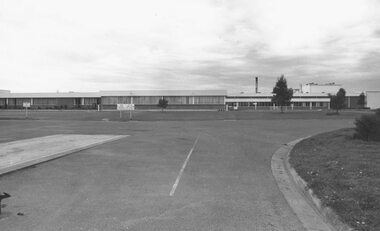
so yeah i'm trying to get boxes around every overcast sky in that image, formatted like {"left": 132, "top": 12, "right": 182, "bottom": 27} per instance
{"left": 1, "top": 0, "right": 380, "bottom": 93}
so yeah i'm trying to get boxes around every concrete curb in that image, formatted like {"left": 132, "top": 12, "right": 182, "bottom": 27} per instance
{"left": 0, "top": 135, "right": 128, "bottom": 176}
{"left": 271, "top": 137, "right": 354, "bottom": 231}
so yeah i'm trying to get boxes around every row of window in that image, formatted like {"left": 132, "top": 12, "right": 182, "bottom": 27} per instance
{"left": 1, "top": 98, "right": 329, "bottom": 107}
{"left": 228, "top": 102, "right": 329, "bottom": 107}
{"left": 101, "top": 96, "right": 225, "bottom": 105}
{"left": 0, "top": 98, "right": 100, "bottom": 106}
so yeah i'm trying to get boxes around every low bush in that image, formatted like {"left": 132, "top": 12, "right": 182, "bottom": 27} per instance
{"left": 354, "top": 112, "right": 380, "bottom": 141}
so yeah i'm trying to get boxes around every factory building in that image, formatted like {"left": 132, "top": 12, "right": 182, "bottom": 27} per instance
{"left": 225, "top": 92, "right": 364, "bottom": 110}
{"left": 0, "top": 90, "right": 226, "bottom": 110}
{"left": 225, "top": 92, "right": 331, "bottom": 110}
{"left": 366, "top": 91, "right": 380, "bottom": 109}
{"left": 0, "top": 83, "right": 376, "bottom": 110}
{"left": 225, "top": 81, "right": 363, "bottom": 110}
{"left": 0, "top": 92, "right": 101, "bottom": 110}
{"left": 99, "top": 90, "right": 226, "bottom": 110}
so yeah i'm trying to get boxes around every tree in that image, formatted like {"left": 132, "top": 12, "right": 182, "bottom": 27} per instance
{"left": 157, "top": 98, "right": 168, "bottom": 112}
{"left": 271, "top": 75, "right": 293, "bottom": 113}
{"left": 357, "top": 92, "right": 365, "bottom": 108}
{"left": 330, "top": 88, "right": 346, "bottom": 113}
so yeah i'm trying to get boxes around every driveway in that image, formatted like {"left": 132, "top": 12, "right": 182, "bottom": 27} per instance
{"left": 0, "top": 118, "right": 353, "bottom": 230}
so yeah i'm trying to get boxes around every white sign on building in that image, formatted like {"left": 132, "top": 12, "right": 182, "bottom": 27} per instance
{"left": 23, "top": 102, "right": 31, "bottom": 108}
{"left": 117, "top": 104, "right": 135, "bottom": 111}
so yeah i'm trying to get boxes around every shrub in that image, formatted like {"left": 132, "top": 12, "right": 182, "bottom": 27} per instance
{"left": 375, "top": 108, "right": 380, "bottom": 116}
{"left": 354, "top": 113, "right": 380, "bottom": 141}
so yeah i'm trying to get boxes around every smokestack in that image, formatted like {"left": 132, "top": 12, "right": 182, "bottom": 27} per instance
{"left": 255, "top": 77, "right": 258, "bottom": 93}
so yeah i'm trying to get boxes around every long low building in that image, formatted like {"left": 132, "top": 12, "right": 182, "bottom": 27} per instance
{"left": 0, "top": 90, "right": 227, "bottom": 110}
{"left": 226, "top": 92, "right": 331, "bottom": 110}
{"left": 225, "top": 92, "right": 364, "bottom": 110}
{"left": 0, "top": 89, "right": 368, "bottom": 110}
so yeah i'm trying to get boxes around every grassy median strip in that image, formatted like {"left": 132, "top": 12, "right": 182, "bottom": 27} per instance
{"left": 289, "top": 128, "right": 380, "bottom": 231}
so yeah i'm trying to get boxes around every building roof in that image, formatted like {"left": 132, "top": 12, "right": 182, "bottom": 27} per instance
{"left": 0, "top": 90, "right": 228, "bottom": 98}
{"left": 226, "top": 91, "right": 334, "bottom": 98}
{"left": 0, "top": 89, "right": 367, "bottom": 98}
{"left": 293, "top": 92, "right": 330, "bottom": 97}
{"left": 303, "top": 82, "right": 341, "bottom": 86}
{"left": 99, "top": 90, "right": 228, "bottom": 96}
{"left": 0, "top": 92, "right": 101, "bottom": 98}
{"left": 225, "top": 92, "right": 274, "bottom": 97}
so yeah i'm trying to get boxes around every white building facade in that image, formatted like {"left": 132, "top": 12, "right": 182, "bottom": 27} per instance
{"left": 366, "top": 91, "right": 380, "bottom": 109}
{"left": 301, "top": 83, "right": 341, "bottom": 94}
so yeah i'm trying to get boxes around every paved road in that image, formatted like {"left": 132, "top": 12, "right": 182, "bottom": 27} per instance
{"left": 0, "top": 119, "right": 353, "bottom": 231}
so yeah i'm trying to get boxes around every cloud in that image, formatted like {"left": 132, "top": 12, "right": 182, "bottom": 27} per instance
{"left": 373, "top": 29, "right": 380, "bottom": 38}
{"left": 357, "top": 52, "right": 380, "bottom": 73}
{"left": 0, "top": 0, "right": 380, "bottom": 93}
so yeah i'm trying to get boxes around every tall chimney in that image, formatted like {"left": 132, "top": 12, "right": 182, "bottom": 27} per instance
{"left": 255, "top": 77, "right": 258, "bottom": 93}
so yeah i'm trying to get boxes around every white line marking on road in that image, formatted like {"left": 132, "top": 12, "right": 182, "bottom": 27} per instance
{"left": 169, "top": 134, "right": 200, "bottom": 196}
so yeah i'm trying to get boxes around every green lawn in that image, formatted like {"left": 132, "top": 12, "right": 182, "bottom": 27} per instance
{"left": 290, "top": 128, "right": 380, "bottom": 231}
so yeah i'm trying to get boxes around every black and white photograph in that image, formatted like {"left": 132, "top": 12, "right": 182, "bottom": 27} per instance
{"left": 0, "top": 0, "right": 379, "bottom": 230}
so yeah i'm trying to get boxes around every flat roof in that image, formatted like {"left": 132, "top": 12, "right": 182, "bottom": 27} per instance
{"left": 0, "top": 89, "right": 369, "bottom": 98}
{"left": 303, "top": 82, "right": 341, "bottom": 86}
{"left": 0, "top": 92, "right": 101, "bottom": 98}
{"left": 0, "top": 90, "right": 228, "bottom": 98}
{"left": 226, "top": 92, "right": 332, "bottom": 98}
{"left": 99, "top": 90, "right": 228, "bottom": 96}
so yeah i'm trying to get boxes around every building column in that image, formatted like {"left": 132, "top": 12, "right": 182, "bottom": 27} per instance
{"left": 81, "top": 98, "right": 85, "bottom": 105}
{"left": 31, "top": 98, "right": 33, "bottom": 105}
{"left": 310, "top": 102, "right": 312, "bottom": 110}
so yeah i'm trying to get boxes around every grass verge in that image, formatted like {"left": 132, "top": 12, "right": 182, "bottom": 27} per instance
{"left": 289, "top": 128, "right": 380, "bottom": 231}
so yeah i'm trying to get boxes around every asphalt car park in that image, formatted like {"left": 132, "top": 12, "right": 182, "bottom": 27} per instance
{"left": 0, "top": 112, "right": 355, "bottom": 230}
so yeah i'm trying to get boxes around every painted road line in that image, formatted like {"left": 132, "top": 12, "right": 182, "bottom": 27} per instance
{"left": 169, "top": 134, "right": 200, "bottom": 196}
